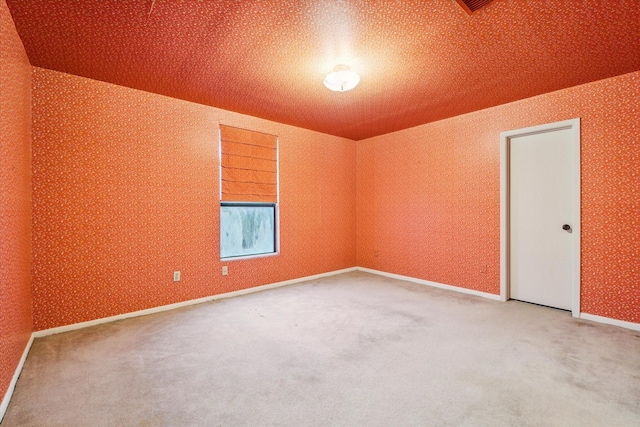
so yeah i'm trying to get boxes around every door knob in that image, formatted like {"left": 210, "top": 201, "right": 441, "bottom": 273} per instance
{"left": 562, "top": 224, "right": 571, "bottom": 231}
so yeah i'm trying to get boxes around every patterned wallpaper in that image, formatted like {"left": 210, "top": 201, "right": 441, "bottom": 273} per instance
{"left": 0, "top": 0, "right": 33, "bottom": 405}
{"left": 31, "top": 68, "right": 356, "bottom": 331}
{"left": 26, "top": 68, "right": 640, "bottom": 330}
{"left": 357, "top": 71, "right": 640, "bottom": 323}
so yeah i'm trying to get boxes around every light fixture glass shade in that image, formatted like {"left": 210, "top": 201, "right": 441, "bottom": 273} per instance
{"left": 323, "top": 65, "right": 360, "bottom": 92}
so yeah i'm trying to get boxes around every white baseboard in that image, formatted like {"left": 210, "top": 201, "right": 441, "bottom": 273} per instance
{"left": 33, "top": 267, "right": 358, "bottom": 338}
{"left": 0, "top": 334, "right": 34, "bottom": 423}
{"left": 356, "top": 267, "right": 502, "bottom": 301}
{"left": 580, "top": 313, "right": 640, "bottom": 331}
{"left": 357, "top": 267, "right": 640, "bottom": 331}
{"left": 19, "top": 265, "right": 640, "bottom": 338}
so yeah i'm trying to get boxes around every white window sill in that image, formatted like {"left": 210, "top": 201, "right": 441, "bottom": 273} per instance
{"left": 220, "top": 252, "right": 279, "bottom": 262}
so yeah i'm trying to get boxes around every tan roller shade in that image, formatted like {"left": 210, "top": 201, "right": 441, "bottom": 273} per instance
{"left": 220, "top": 125, "right": 278, "bottom": 203}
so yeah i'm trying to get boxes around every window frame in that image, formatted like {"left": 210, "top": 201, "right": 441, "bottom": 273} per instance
{"left": 220, "top": 201, "right": 279, "bottom": 261}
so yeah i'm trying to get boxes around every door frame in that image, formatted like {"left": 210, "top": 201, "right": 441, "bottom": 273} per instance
{"left": 499, "top": 118, "right": 581, "bottom": 317}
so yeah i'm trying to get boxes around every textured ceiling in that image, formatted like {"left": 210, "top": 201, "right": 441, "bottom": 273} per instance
{"left": 7, "top": 0, "right": 640, "bottom": 140}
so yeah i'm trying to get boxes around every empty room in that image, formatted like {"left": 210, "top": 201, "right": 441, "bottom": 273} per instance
{"left": 1, "top": 0, "right": 639, "bottom": 425}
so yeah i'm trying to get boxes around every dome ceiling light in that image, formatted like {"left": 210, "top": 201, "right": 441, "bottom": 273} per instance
{"left": 323, "top": 65, "right": 360, "bottom": 92}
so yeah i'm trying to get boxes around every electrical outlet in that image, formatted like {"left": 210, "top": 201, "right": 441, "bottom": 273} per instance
{"left": 173, "top": 271, "right": 181, "bottom": 282}
{"left": 222, "top": 266, "right": 228, "bottom": 276}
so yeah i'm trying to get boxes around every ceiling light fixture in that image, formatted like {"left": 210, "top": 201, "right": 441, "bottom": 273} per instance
{"left": 323, "top": 65, "right": 360, "bottom": 92}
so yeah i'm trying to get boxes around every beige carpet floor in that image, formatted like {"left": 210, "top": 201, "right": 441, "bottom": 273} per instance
{"left": 2, "top": 271, "right": 640, "bottom": 426}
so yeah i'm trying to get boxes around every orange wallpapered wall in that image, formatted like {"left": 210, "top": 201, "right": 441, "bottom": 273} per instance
{"left": 27, "top": 68, "right": 640, "bottom": 331}
{"left": 0, "top": 0, "right": 33, "bottom": 404}
{"left": 31, "top": 68, "right": 356, "bottom": 331}
{"left": 357, "top": 70, "right": 640, "bottom": 324}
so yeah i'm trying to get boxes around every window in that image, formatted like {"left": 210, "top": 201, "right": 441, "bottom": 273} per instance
{"left": 219, "top": 125, "right": 278, "bottom": 259}
{"left": 220, "top": 203, "right": 276, "bottom": 258}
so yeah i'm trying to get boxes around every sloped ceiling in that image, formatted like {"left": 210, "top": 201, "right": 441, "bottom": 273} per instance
{"left": 7, "top": 0, "right": 640, "bottom": 140}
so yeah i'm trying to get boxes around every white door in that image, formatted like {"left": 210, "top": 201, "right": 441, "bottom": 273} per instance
{"left": 508, "top": 127, "right": 576, "bottom": 311}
